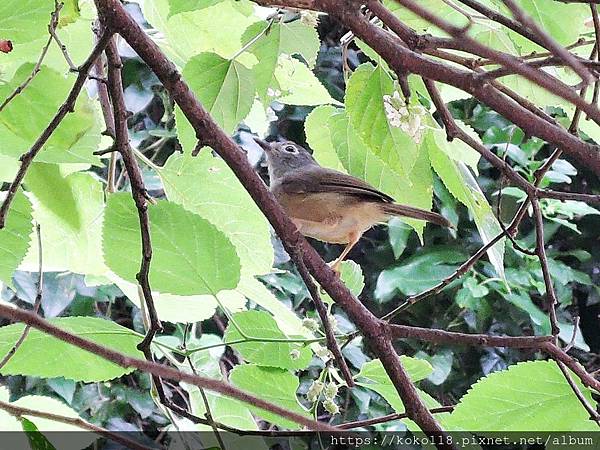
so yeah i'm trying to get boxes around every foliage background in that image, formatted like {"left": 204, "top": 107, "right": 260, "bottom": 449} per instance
{"left": 0, "top": 0, "right": 599, "bottom": 446}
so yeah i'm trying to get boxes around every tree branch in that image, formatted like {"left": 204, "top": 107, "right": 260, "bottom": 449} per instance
{"left": 94, "top": 0, "right": 451, "bottom": 442}
{"left": 0, "top": 303, "right": 337, "bottom": 432}
{"left": 0, "top": 399, "right": 154, "bottom": 450}
{"left": 0, "top": 31, "right": 113, "bottom": 229}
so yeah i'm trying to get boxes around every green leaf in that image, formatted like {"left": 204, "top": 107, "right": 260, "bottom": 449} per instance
{"left": 237, "top": 277, "right": 309, "bottom": 338}
{"left": 322, "top": 260, "right": 364, "bottom": 305}
{"left": 375, "top": 249, "right": 466, "bottom": 302}
{"left": 0, "top": 387, "right": 97, "bottom": 447}
{"left": 0, "top": 191, "right": 32, "bottom": 286}
{"left": 0, "top": 317, "right": 142, "bottom": 382}
{"left": 428, "top": 132, "right": 505, "bottom": 280}
{"left": 345, "top": 63, "right": 419, "bottom": 175}
{"left": 327, "top": 109, "right": 432, "bottom": 237}
{"left": 274, "top": 55, "right": 337, "bottom": 106}
{"left": 0, "top": 155, "right": 18, "bottom": 182}
{"left": 445, "top": 361, "right": 597, "bottom": 431}
{"left": 24, "top": 163, "right": 81, "bottom": 231}
{"left": 22, "top": 171, "right": 106, "bottom": 276}
{"left": 21, "top": 418, "right": 57, "bottom": 450}
{"left": 103, "top": 193, "right": 240, "bottom": 296}
{"left": 304, "top": 105, "right": 345, "bottom": 171}
{"left": 243, "top": 20, "right": 320, "bottom": 99}
{"left": 505, "top": 0, "right": 588, "bottom": 53}
{"left": 0, "top": 0, "right": 54, "bottom": 43}
{"left": 159, "top": 152, "right": 273, "bottom": 278}
{"left": 355, "top": 357, "right": 433, "bottom": 413}
{"left": 142, "top": 0, "right": 258, "bottom": 67}
{"left": 224, "top": 310, "right": 312, "bottom": 370}
{"left": 110, "top": 273, "right": 246, "bottom": 324}
{"left": 229, "top": 364, "right": 310, "bottom": 429}
{"left": 0, "top": 64, "right": 101, "bottom": 165}
{"left": 181, "top": 52, "right": 255, "bottom": 134}
{"left": 168, "top": 0, "right": 223, "bottom": 16}
{"left": 383, "top": 0, "right": 468, "bottom": 35}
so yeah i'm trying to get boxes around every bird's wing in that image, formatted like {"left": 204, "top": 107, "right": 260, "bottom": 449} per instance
{"left": 277, "top": 167, "right": 395, "bottom": 203}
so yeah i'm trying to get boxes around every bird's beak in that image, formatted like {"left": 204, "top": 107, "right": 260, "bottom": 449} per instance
{"left": 253, "top": 136, "right": 272, "bottom": 153}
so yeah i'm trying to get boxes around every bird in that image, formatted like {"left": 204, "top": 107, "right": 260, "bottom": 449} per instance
{"left": 254, "top": 138, "right": 452, "bottom": 271}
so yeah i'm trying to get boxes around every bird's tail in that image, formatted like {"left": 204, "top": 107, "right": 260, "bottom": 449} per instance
{"left": 381, "top": 203, "right": 452, "bottom": 228}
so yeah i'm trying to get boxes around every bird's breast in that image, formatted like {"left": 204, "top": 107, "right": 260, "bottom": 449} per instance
{"left": 274, "top": 192, "right": 386, "bottom": 244}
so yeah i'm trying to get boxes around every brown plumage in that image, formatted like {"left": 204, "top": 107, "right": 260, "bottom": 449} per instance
{"left": 255, "top": 138, "right": 451, "bottom": 270}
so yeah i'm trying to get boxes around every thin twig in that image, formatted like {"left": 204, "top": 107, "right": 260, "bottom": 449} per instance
{"left": 337, "top": 406, "right": 454, "bottom": 429}
{"left": 184, "top": 324, "right": 228, "bottom": 450}
{"left": 104, "top": 39, "right": 163, "bottom": 350}
{"left": 0, "top": 31, "right": 113, "bottom": 229}
{"left": 0, "top": 2, "right": 63, "bottom": 112}
{"left": 555, "top": 360, "right": 600, "bottom": 425}
{"left": 0, "top": 399, "right": 155, "bottom": 450}
{"left": 502, "top": 0, "right": 593, "bottom": 83}
{"left": 48, "top": 1, "right": 77, "bottom": 71}
{"left": 0, "top": 224, "right": 43, "bottom": 370}
{"left": 294, "top": 253, "right": 355, "bottom": 388}
{"left": 0, "top": 302, "right": 339, "bottom": 432}
{"left": 531, "top": 198, "right": 560, "bottom": 337}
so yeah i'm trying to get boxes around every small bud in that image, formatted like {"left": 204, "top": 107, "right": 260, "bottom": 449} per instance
{"left": 315, "top": 345, "right": 333, "bottom": 361}
{"left": 307, "top": 380, "right": 324, "bottom": 402}
{"left": 323, "top": 399, "right": 339, "bottom": 415}
{"left": 327, "top": 315, "right": 338, "bottom": 332}
{"left": 302, "top": 318, "right": 319, "bottom": 331}
{"left": 324, "top": 382, "right": 339, "bottom": 399}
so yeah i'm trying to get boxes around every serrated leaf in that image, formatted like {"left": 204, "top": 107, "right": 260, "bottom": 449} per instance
{"left": 0, "top": 317, "right": 142, "bottom": 382}
{"left": 181, "top": 52, "right": 255, "bottom": 134}
{"left": 159, "top": 152, "right": 273, "bottom": 278}
{"left": 355, "top": 357, "right": 433, "bottom": 413}
{"left": 24, "top": 163, "right": 81, "bottom": 231}
{"left": 142, "top": 0, "right": 259, "bottom": 67}
{"left": 0, "top": 0, "right": 53, "bottom": 44}
{"left": 445, "top": 361, "right": 597, "bottom": 431}
{"left": 327, "top": 109, "right": 432, "bottom": 237}
{"left": 274, "top": 55, "right": 336, "bottom": 106}
{"left": 21, "top": 172, "right": 106, "bottom": 276}
{"left": 322, "top": 260, "right": 364, "bottom": 305}
{"left": 0, "top": 155, "right": 18, "bottom": 182}
{"left": 237, "top": 277, "right": 309, "bottom": 338}
{"left": 0, "top": 64, "right": 101, "bottom": 166}
{"left": 304, "top": 105, "right": 345, "bottom": 171}
{"left": 428, "top": 133, "right": 505, "bottom": 280}
{"left": 345, "top": 63, "right": 419, "bottom": 175}
{"left": 21, "top": 418, "right": 57, "bottom": 450}
{"left": 243, "top": 20, "right": 320, "bottom": 99}
{"left": 103, "top": 193, "right": 240, "bottom": 296}
{"left": 168, "top": 0, "right": 223, "bottom": 16}
{"left": 111, "top": 272, "right": 246, "bottom": 324}
{"left": 229, "top": 364, "right": 310, "bottom": 429}
{"left": 375, "top": 248, "right": 466, "bottom": 302}
{"left": 224, "top": 310, "right": 312, "bottom": 369}
{"left": 505, "top": 0, "right": 588, "bottom": 53}
{"left": 0, "top": 387, "right": 98, "bottom": 448}
{"left": 383, "top": 0, "right": 468, "bottom": 35}
{"left": 0, "top": 191, "right": 32, "bottom": 286}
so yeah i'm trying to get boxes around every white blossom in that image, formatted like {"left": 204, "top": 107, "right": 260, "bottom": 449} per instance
{"left": 323, "top": 399, "right": 340, "bottom": 415}
{"left": 324, "top": 382, "right": 339, "bottom": 399}
{"left": 266, "top": 87, "right": 281, "bottom": 98}
{"left": 383, "top": 91, "right": 427, "bottom": 143}
{"left": 315, "top": 344, "right": 333, "bottom": 361}
{"left": 300, "top": 11, "right": 319, "bottom": 28}
{"left": 302, "top": 318, "right": 319, "bottom": 331}
{"left": 307, "top": 380, "right": 324, "bottom": 402}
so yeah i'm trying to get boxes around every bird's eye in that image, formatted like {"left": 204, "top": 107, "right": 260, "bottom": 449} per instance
{"left": 283, "top": 145, "right": 297, "bottom": 153}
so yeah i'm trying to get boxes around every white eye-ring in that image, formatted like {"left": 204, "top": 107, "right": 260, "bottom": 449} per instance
{"left": 283, "top": 144, "right": 297, "bottom": 153}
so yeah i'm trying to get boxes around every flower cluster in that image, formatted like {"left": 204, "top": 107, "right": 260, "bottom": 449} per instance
{"left": 383, "top": 91, "right": 427, "bottom": 144}
{"left": 300, "top": 11, "right": 319, "bottom": 28}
